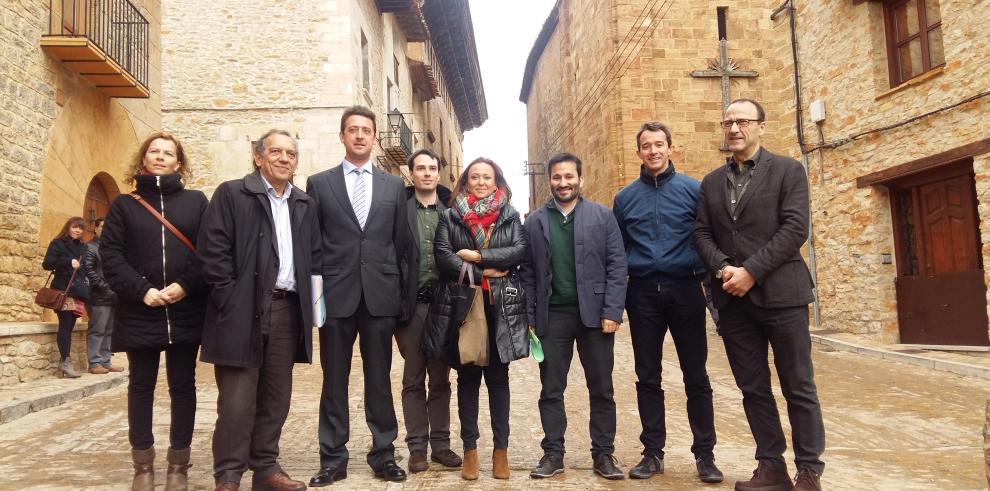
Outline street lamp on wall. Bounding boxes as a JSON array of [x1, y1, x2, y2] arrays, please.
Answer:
[[387, 110, 403, 133]]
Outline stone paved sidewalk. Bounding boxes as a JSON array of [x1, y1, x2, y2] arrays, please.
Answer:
[[0, 327, 987, 490]]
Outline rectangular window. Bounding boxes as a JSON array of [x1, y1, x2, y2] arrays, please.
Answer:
[[394, 56, 400, 87], [361, 31, 370, 92], [387, 79, 393, 111], [716, 7, 728, 40], [883, 0, 945, 86]]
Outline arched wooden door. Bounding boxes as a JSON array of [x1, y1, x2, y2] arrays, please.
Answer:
[[82, 172, 120, 242]]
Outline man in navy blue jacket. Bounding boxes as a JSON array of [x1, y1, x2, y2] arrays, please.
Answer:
[[613, 122, 723, 483], [521, 153, 628, 481]]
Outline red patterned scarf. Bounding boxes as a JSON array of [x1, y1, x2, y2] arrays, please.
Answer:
[[455, 187, 508, 247]]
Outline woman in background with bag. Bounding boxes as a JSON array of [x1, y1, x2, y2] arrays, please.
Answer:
[[41, 216, 90, 378], [428, 157, 528, 481], [101, 132, 208, 491]]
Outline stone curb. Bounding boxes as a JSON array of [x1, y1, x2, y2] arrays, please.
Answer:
[[0, 372, 128, 425], [811, 333, 990, 380]]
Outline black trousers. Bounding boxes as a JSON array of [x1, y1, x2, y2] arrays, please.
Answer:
[[126, 343, 198, 450], [213, 296, 301, 484], [318, 298, 398, 470], [56, 310, 77, 361], [718, 297, 825, 474], [394, 302, 452, 454], [537, 309, 616, 458], [626, 278, 716, 459], [456, 292, 510, 451]]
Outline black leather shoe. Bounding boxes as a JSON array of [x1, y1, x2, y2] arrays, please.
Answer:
[[628, 454, 664, 479], [309, 466, 347, 487], [593, 454, 624, 480], [696, 456, 724, 483], [373, 461, 407, 482], [529, 453, 564, 478]]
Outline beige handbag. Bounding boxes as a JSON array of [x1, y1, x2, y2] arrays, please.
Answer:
[[454, 262, 489, 366]]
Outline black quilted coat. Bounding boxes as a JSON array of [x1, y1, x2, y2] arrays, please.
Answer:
[[423, 203, 529, 365], [101, 174, 208, 351]]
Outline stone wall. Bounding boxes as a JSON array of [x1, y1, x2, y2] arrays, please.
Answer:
[[0, 323, 89, 386], [524, 0, 792, 207], [0, 0, 161, 323], [794, 0, 990, 341], [162, 0, 467, 194]]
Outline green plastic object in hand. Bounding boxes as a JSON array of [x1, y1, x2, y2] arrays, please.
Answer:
[[529, 329, 544, 363]]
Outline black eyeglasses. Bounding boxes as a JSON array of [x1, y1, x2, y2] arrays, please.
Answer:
[[720, 119, 762, 129]]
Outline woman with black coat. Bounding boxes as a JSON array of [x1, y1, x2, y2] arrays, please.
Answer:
[[41, 216, 90, 378], [101, 132, 207, 491], [425, 157, 529, 481]]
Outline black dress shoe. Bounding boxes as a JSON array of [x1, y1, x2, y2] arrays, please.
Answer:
[[696, 456, 724, 483], [374, 461, 407, 482], [628, 454, 664, 479], [309, 466, 347, 487]]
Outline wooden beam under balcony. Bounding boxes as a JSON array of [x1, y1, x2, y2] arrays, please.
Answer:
[[40, 36, 150, 98]]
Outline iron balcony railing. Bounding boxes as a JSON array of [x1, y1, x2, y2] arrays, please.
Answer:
[[383, 111, 414, 157], [45, 0, 150, 89]]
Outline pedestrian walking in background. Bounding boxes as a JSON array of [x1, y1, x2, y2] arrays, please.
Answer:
[[41, 216, 90, 378], [101, 131, 208, 491], [82, 217, 122, 374], [424, 157, 529, 481]]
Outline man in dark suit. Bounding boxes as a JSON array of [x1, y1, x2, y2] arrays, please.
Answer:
[[306, 106, 410, 485], [693, 99, 825, 491], [199, 129, 320, 491], [520, 153, 627, 481], [394, 149, 462, 473]]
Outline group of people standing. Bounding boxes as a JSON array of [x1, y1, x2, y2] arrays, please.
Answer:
[[38, 98, 825, 491]]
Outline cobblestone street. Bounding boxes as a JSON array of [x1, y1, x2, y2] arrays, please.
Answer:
[[0, 327, 987, 490]]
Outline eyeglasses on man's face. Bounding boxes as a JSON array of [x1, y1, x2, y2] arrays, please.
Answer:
[[720, 119, 762, 130]]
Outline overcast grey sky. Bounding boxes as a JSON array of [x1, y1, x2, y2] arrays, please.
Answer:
[[461, 0, 557, 214]]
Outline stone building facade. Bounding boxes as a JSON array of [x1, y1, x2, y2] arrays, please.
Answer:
[[0, 0, 162, 383], [522, 0, 990, 344], [792, 0, 989, 344], [0, 0, 485, 385], [520, 0, 793, 209], [161, 0, 486, 195]]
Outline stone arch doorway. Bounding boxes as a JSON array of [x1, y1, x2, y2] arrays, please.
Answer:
[[82, 172, 120, 242]]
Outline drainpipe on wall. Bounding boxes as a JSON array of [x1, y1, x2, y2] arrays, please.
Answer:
[[772, 0, 821, 328]]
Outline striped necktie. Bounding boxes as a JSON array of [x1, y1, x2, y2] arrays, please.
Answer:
[[351, 168, 368, 229]]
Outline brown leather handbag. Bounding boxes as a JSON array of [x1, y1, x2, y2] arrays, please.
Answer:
[[35, 259, 83, 310]]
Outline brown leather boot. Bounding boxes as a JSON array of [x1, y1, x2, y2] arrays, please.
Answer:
[[461, 449, 479, 480], [131, 447, 155, 491], [492, 448, 510, 479], [165, 447, 191, 491], [734, 461, 793, 491]]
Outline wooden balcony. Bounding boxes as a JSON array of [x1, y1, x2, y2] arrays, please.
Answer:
[[407, 42, 440, 100], [40, 0, 150, 99]]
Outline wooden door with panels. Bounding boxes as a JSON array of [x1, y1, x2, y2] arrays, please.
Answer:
[[889, 158, 989, 345]]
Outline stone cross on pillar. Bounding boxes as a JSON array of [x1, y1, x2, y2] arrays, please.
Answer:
[[691, 39, 758, 150]]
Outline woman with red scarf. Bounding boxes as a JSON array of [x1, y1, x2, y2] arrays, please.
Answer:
[[427, 157, 529, 481]]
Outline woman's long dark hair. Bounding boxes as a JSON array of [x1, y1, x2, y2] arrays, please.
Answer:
[[54, 216, 86, 241], [449, 157, 513, 207]]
